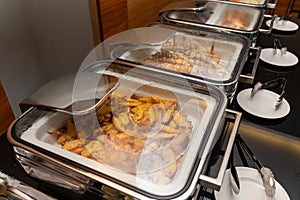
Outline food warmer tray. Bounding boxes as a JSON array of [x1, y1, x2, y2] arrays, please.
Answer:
[[8, 62, 242, 199], [159, 0, 275, 42], [107, 25, 259, 98]]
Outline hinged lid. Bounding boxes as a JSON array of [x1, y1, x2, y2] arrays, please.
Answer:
[[20, 72, 119, 115], [108, 26, 250, 87]]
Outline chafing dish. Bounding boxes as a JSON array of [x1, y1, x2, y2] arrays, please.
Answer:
[[8, 62, 242, 199], [159, 0, 274, 41], [107, 25, 259, 98]]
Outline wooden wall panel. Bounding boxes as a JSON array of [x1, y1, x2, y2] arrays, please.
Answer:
[[288, 0, 300, 17], [99, 0, 128, 40], [89, 0, 180, 44], [271, 0, 300, 17], [127, 0, 179, 29], [89, 0, 102, 46], [273, 0, 291, 16], [0, 81, 14, 136]]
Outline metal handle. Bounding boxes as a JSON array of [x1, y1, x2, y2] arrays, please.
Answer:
[[199, 109, 242, 191], [236, 134, 276, 197], [0, 178, 32, 200], [0, 171, 56, 200], [107, 27, 176, 52], [159, 1, 207, 13], [259, 14, 277, 34], [14, 147, 89, 194], [13, 148, 126, 199], [267, 0, 278, 9], [5, 186, 35, 200], [239, 46, 261, 84]]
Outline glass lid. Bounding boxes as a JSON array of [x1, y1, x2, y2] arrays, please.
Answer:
[[110, 26, 250, 85]]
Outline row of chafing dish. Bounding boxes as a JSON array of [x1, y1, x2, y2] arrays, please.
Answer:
[[7, 0, 277, 199]]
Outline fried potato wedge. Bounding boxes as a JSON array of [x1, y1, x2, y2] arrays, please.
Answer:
[[49, 91, 203, 185]]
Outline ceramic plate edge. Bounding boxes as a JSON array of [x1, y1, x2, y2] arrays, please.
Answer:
[[237, 88, 290, 119]]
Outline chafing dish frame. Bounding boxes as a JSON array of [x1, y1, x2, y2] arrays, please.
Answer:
[[7, 62, 242, 199], [108, 24, 259, 98], [8, 108, 241, 199]]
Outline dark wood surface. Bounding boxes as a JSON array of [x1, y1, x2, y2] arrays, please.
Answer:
[[0, 81, 14, 136]]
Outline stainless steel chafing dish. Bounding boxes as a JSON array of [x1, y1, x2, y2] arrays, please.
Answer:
[[107, 25, 259, 98], [159, 0, 275, 42], [8, 62, 242, 199]]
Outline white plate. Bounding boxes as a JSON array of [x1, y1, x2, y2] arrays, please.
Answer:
[[266, 18, 299, 32], [237, 88, 290, 119], [215, 167, 290, 200], [260, 48, 298, 67]]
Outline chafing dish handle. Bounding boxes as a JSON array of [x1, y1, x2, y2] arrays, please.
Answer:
[[199, 109, 242, 191], [259, 14, 277, 34], [158, 1, 207, 13], [239, 46, 261, 84], [267, 0, 278, 9], [14, 151, 87, 194]]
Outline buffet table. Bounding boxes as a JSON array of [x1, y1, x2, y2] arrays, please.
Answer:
[[0, 19, 300, 200]]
